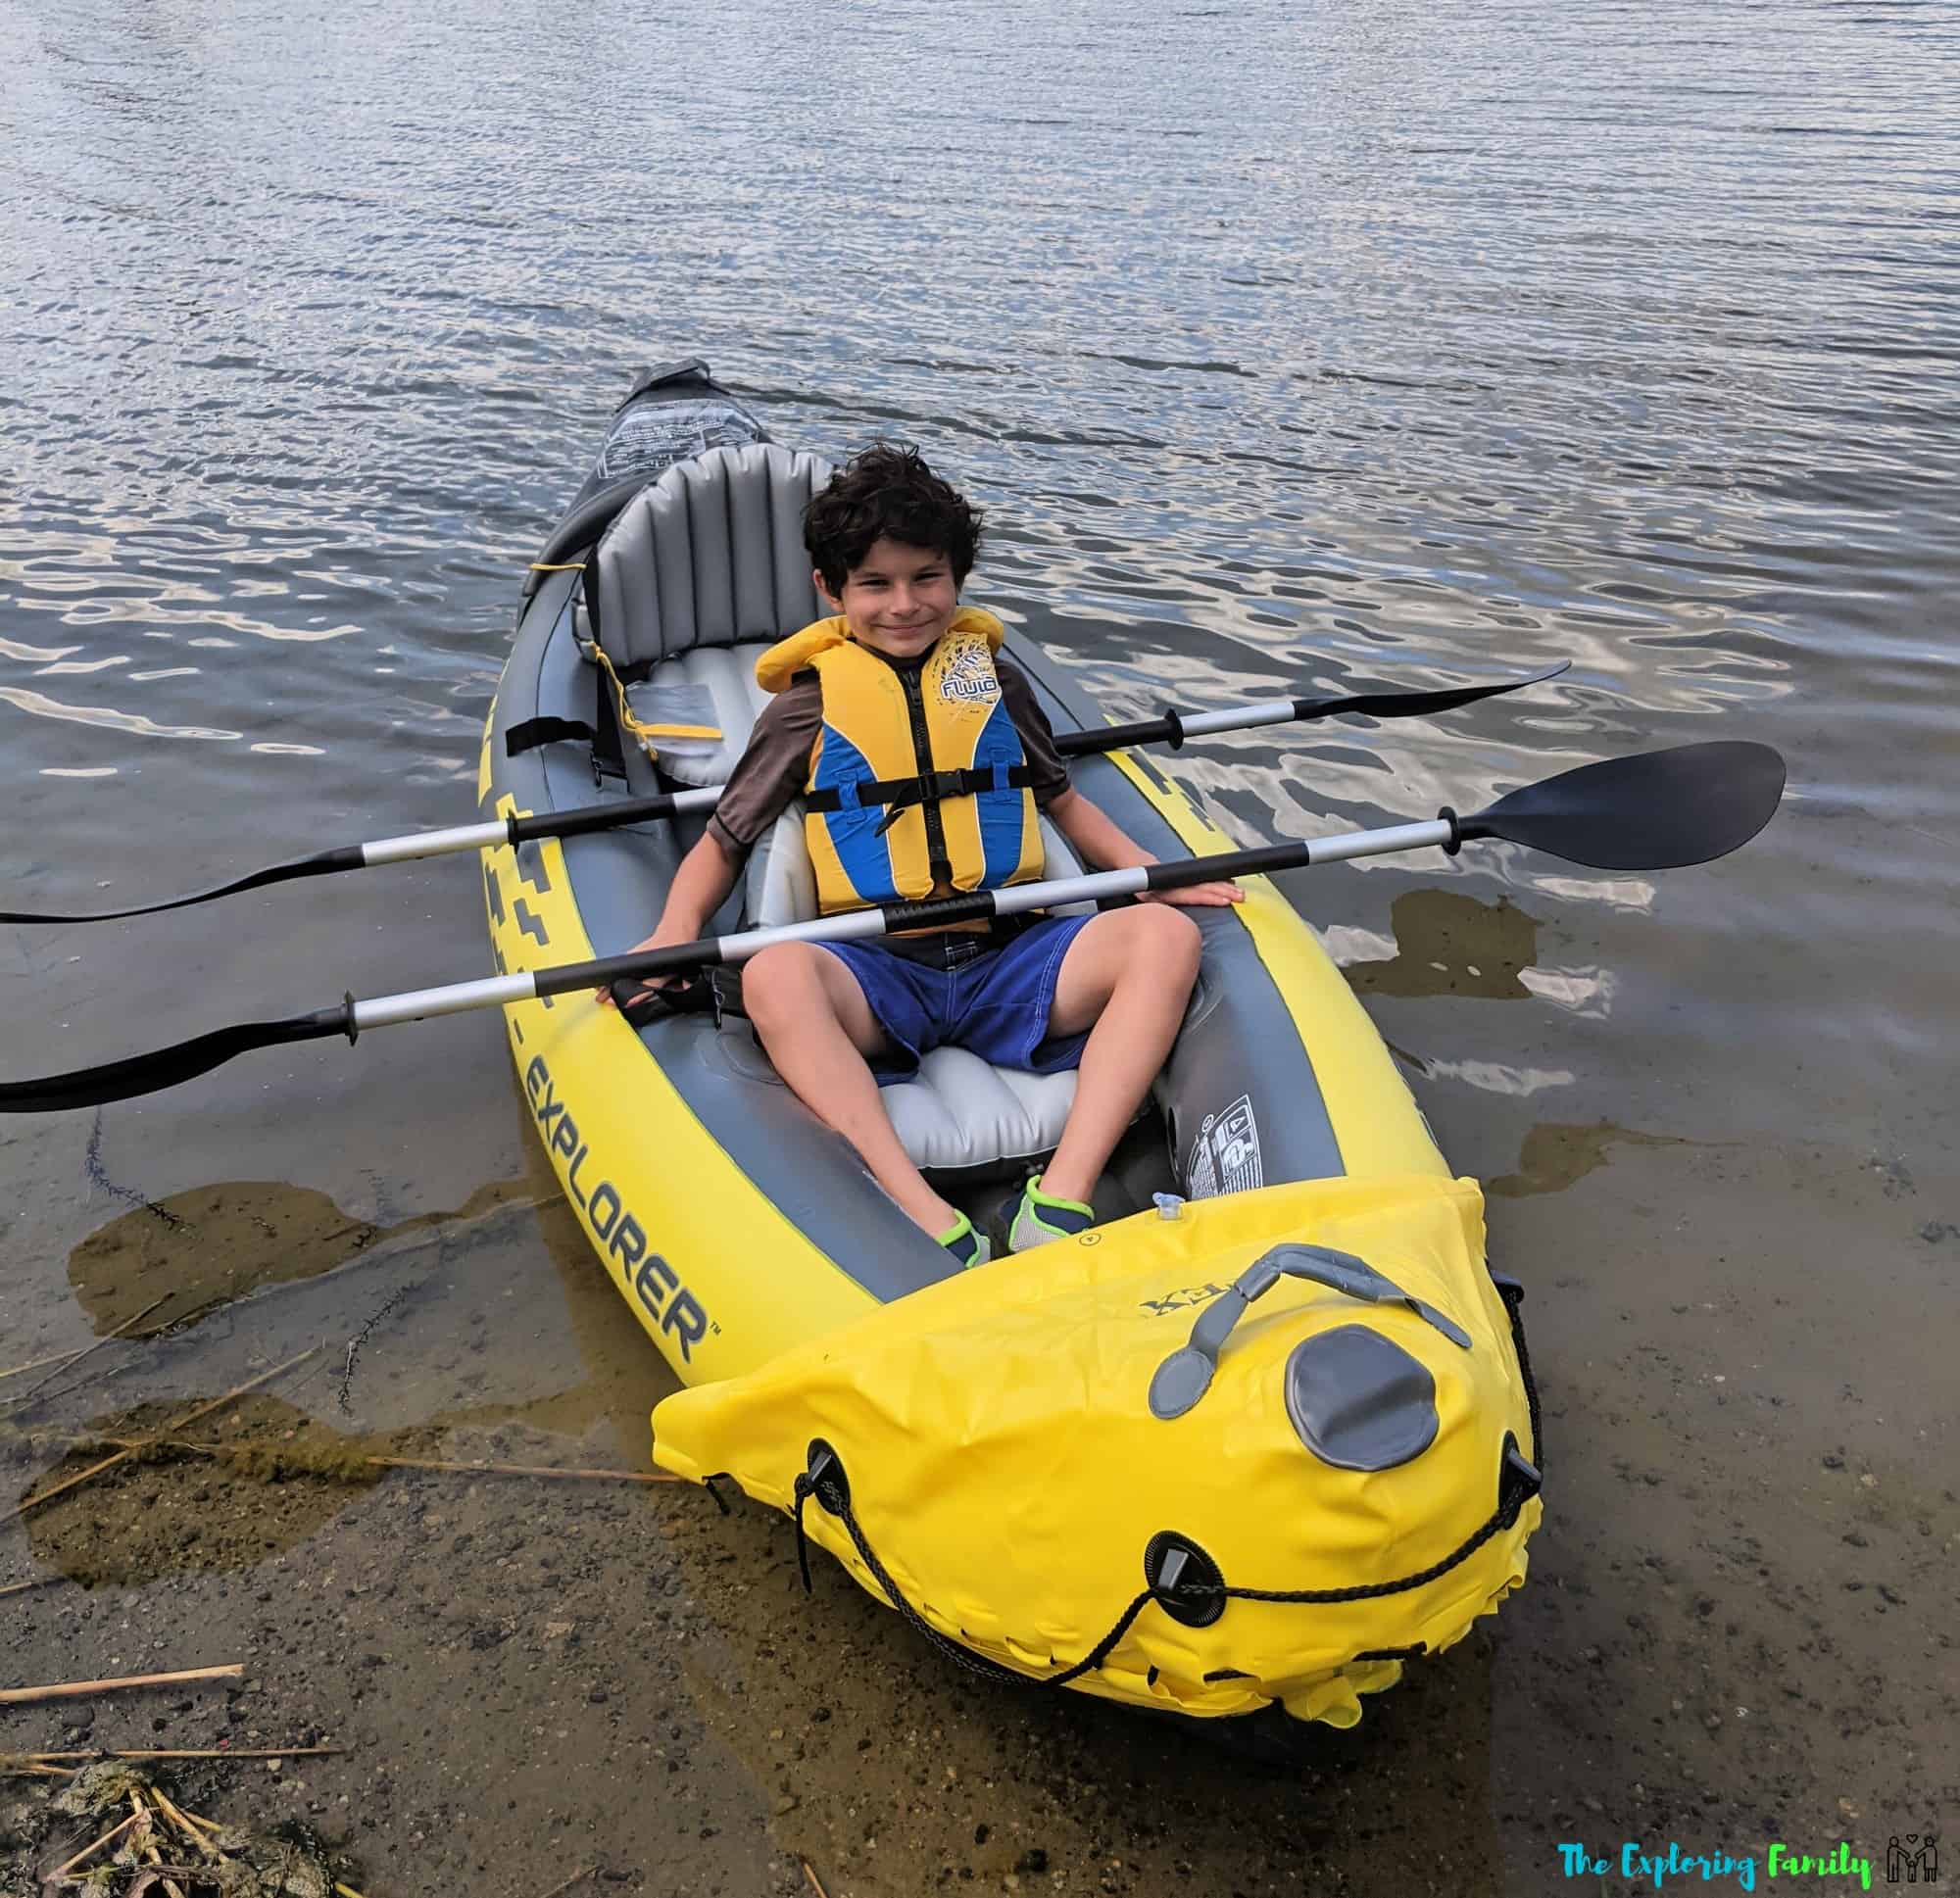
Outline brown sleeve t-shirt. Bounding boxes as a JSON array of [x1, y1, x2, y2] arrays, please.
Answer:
[[705, 652, 1071, 859]]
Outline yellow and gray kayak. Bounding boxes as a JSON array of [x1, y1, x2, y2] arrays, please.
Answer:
[[479, 361, 1542, 1736]]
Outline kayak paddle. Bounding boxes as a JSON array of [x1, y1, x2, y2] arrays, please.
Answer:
[[0, 662, 1567, 925], [0, 741, 1783, 1114]]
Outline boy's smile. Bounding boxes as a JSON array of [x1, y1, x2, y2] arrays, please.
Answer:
[[815, 537, 959, 660]]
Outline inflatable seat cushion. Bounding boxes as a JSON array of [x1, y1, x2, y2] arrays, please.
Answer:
[[594, 443, 833, 672]]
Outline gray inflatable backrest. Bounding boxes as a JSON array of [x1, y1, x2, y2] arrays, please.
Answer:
[[595, 444, 834, 667]]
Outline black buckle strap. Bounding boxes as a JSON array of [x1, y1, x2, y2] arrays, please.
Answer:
[[871, 768, 983, 838], [503, 675, 627, 788], [806, 763, 1040, 836], [506, 715, 597, 758]]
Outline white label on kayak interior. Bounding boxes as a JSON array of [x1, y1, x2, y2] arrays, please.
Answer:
[[1187, 1094, 1263, 1199], [599, 403, 764, 482]]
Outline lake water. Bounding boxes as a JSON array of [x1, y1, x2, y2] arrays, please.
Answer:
[[4, 1, 1956, 1891]]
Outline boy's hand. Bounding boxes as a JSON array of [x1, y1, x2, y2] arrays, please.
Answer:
[[597, 836, 740, 1005], [1141, 880, 1246, 907], [594, 934, 677, 1006], [595, 973, 676, 1007]]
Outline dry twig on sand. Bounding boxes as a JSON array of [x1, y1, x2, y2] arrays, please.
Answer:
[[129, 1789, 188, 1898], [0, 1664, 243, 1707], [0, 1575, 61, 1600], [149, 1786, 220, 1860], [20, 1424, 681, 1489], [25, 1745, 340, 1764], [47, 1805, 145, 1877], [367, 1454, 677, 1484], [537, 1866, 599, 1898]]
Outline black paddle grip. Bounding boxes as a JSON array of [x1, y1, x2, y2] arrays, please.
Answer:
[[1143, 843, 1306, 889], [880, 891, 999, 932], [511, 793, 680, 845], [1057, 713, 1178, 755]]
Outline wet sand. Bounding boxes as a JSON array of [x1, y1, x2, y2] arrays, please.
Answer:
[[5, 859, 1953, 1897]]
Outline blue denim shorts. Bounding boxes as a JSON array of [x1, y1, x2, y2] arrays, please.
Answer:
[[816, 914, 1095, 1086]]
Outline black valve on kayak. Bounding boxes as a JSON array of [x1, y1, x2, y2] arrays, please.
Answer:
[[1149, 1242, 1470, 1423], [1144, 1531, 1226, 1629], [790, 1440, 853, 1596], [788, 1442, 851, 1591], [800, 1439, 851, 1515], [1495, 1433, 1543, 1530]]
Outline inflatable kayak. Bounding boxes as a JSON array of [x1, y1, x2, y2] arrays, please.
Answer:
[[477, 362, 1543, 1734]]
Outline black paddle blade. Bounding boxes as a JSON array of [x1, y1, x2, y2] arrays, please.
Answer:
[[0, 1009, 351, 1114], [1463, 742, 1787, 871], [1292, 659, 1570, 724], [0, 849, 359, 926]]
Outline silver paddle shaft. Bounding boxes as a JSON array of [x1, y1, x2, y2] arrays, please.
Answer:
[[361, 820, 509, 866], [360, 786, 726, 865], [349, 815, 1454, 1032]]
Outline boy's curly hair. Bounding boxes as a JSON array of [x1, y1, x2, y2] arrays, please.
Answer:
[[803, 443, 984, 595]]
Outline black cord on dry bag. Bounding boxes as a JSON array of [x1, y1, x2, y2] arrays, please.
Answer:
[[782, 1277, 1544, 1691]]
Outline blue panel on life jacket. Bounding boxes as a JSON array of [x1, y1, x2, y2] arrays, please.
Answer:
[[813, 723, 897, 902]]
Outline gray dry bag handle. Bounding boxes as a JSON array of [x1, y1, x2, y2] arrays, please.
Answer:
[[1149, 1243, 1470, 1422]]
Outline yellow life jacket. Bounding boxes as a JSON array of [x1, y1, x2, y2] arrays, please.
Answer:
[[755, 608, 1046, 916]]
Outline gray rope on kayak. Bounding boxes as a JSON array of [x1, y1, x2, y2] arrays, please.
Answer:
[[788, 1273, 1544, 1691]]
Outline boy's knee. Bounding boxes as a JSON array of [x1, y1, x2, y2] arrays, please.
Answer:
[[740, 944, 819, 1024], [1137, 902, 1202, 966]]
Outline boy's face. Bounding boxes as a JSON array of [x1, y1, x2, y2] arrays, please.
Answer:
[[814, 537, 959, 662]]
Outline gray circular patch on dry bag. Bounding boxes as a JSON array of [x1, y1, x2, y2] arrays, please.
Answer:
[[1285, 1324, 1439, 1472]]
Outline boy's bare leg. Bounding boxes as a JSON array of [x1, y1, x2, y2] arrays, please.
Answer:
[[1038, 905, 1202, 1207], [741, 943, 962, 1238]]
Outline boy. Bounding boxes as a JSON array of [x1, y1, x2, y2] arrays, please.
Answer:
[[601, 445, 1242, 1265]]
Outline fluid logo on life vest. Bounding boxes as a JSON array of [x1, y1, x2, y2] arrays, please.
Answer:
[[936, 638, 1002, 708]]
